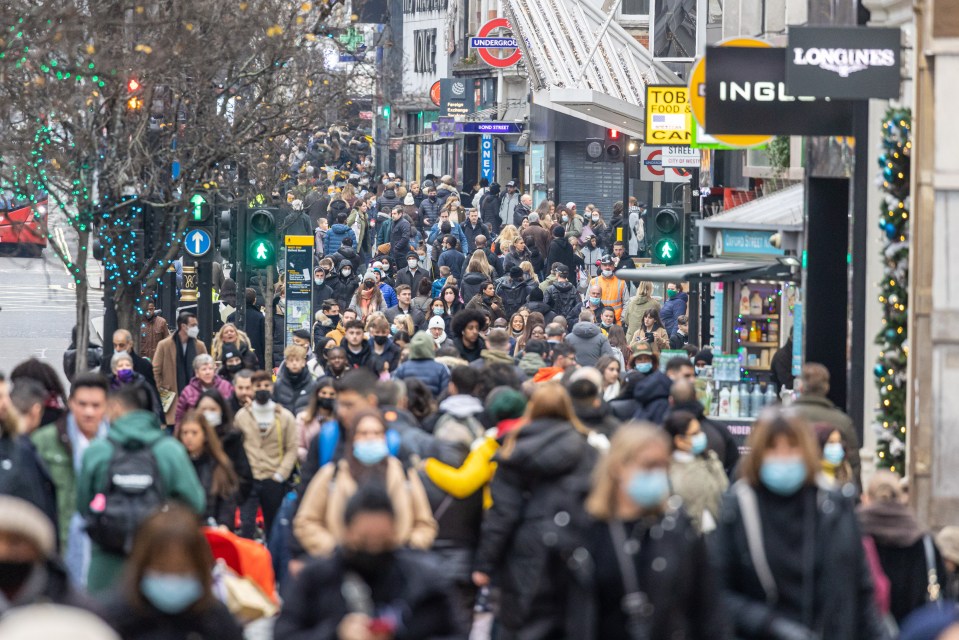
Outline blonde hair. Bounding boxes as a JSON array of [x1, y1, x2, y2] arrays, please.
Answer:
[[519, 261, 539, 284], [467, 251, 493, 278], [866, 470, 906, 504], [585, 422, 669, 521], [498, 225, 519, 249], [637, 281, 654, 297]]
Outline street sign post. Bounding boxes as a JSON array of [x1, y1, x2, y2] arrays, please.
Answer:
[[184, 228, 212, 257], [284, 235, 314, 347], [471, 18, 522, 68]]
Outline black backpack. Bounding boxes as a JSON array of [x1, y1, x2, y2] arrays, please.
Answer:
[[85, 438, 166, 555]]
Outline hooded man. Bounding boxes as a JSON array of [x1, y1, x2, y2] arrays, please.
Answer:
[[480, 183, 502, 234], [544, 265, 583, 328], [394, 332, 451, 397], [565, 310, 616, 367], [496, 266, 536, 318], [498, 181, 520, 229]]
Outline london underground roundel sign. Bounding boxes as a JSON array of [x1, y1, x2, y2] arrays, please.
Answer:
[[470, 18, 522, 69]]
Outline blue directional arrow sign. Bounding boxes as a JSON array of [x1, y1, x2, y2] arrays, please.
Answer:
[[184, 228, 212, 257]]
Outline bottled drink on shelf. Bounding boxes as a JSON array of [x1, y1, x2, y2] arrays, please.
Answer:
[[751, 384, 764, 417], [764, 383, 778, 407], [718, 386, 731, 418], [740, 383, 751, 418], [730, 385, 740, 418]]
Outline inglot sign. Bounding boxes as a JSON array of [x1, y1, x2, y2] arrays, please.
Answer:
[[786, 26, 901, 99], [704, 46, 855, 136]]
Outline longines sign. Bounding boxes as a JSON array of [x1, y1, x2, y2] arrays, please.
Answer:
[[705, 46, 855, 136], [786, 26, 901, 99]]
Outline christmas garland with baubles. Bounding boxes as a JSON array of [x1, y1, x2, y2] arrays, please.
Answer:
[[874, 108, 910, 474]]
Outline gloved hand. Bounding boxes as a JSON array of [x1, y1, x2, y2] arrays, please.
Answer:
[[768, 617, 819, 640]]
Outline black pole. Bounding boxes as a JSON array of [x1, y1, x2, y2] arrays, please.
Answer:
[[197, 259, 213, 347], [102, 284, 117, 363], [233, 205, 247, 332], [687, 168, 701, 344], [848, 101, 869, 443]]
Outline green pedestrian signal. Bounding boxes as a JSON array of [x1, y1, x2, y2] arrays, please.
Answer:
[[188, 192, 211, 223], [649, 207, 685, 266], [654, 238, 681, 265], [246, 208, 276, 267]]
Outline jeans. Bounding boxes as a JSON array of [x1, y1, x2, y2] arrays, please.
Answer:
[[239, 478, 287, 541]]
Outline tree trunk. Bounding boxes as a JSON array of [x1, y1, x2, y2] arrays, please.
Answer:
[[73, 228, 91, 373]]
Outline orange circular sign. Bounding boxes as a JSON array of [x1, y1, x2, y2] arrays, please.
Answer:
[[689, 37, 773, 148], [430, 81, 441, 107]]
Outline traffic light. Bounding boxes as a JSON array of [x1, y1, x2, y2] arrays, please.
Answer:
[[605, 128, 623, 162], [218, 205, 234, 261], [187, 192, 212, 225], [586, 138, 605, 163], [247, 208, 276, 268], [126, 77, 143, 111], [649, 206, 684, 266]]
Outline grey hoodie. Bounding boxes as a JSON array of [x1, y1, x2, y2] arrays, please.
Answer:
[[565, 321, 615, 367]]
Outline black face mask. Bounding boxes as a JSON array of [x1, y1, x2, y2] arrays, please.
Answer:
[[226, 363, 243, 374], [317, 397, 335, 411], [344, 548, 395, 582], [0, 561, 34, 594], [428, 195, 437, 202], [327, 314, 340, 326], [373, 335, 389, 346], [254, 389, 272, 405]]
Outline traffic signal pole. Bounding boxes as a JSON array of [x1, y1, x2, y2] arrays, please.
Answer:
[[233, 206, 248, 332], [197, 259, 213, 347]]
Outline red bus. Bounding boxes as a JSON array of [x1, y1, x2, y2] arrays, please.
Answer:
[[0, 196, 48, 256]]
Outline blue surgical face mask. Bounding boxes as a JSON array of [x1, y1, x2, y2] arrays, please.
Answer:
[[433, 307, 445, 316], [140, 571, 203, 614], [690, 432, 708, 456], [823, 442, 845, 465], [353, 439, 389, 466], [634, 362, 653, 374], [626, 469, 670, 509], [760, 457, 807, 496], [694, 366, 705, 376], [589, 296, 601, 306]]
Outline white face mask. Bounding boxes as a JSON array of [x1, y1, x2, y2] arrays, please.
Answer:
[[202, 411, 222, 427], [186, 326, 199, 339], [408, 259, 418, 269], [602, 269, 613, 278]]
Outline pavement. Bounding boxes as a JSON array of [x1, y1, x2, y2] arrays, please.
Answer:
[[0, 247, 103, 385]]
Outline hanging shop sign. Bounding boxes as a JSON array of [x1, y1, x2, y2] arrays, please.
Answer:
[[470, 18, 522, 68], [689, 37, 773, 148], [439, 78, 474, 117], [785, 26, 901, 99], [644, 86, 692, 146], [481, 135, 495, 181], [705, 46, 855, 136]]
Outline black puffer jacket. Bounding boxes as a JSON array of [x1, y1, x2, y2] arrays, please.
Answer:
[[191, 451, 239, 528], [474, 418, 599, 637], [631, 370, 673, 425], [460, 271, 490, 305], [525, 300, 556, 324], [217, 426, 253, 504], [273, 367, 316, 416], [544, 280, 582, 327], [103, 594, 244, 640], [496, 277, 535, 318], [331, 273, 360, 309], [711, 482, 888, 640]]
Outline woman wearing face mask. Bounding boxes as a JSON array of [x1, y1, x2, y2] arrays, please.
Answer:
[[195, 389, 253, 511], [295, 379, 337, 463], [583, 234, 604, 278], [214, 343, 247, 384], [813, 423, 854, 488], [174, 354, 234, 428], [711, 409, 888, 640], [472, 383, 601, 638], [347, 277, 385, 322], [569, 423, 723, 640], [586, 209, 610, 249], [102, 506, 244, 640], [109, 351, 165, 423], [440, 284, 464, 315], [331, 262, 360, 311], [177, 411, 240, 529], [293, 410, 437, 558], [625, 342, 673, 425], [662, 410, 728, 534]]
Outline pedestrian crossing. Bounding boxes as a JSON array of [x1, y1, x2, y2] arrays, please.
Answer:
[[0, 284, 103, 312]]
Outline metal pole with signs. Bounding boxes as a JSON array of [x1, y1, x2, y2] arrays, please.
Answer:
[[284, 235, 314, 348]]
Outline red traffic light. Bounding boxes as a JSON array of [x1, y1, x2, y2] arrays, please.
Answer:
[[127, 78, 141, 93], [608, 128, 619, 139]]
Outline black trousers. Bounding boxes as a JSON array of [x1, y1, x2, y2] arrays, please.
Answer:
[[239, 478, 287, 541]]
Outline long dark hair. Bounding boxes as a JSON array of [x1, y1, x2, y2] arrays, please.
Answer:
[[303, 377, 336, 423], [178, 410, 239, 499], [197, 388, 235, 436], [642, 308, 665, 332]]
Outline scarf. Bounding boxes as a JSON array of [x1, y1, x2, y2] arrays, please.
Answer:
[[175, 337, 198, 393], [858, 500, 925, 547]]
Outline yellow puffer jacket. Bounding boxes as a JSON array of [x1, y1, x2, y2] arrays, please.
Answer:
[[423, 437, 499, 509]]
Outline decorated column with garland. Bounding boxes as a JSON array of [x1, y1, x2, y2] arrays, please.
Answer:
[[873, 108, 911, 474]]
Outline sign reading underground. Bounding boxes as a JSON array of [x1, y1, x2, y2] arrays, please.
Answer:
[[644, 86, 692, 146], [469, 18, 522, 68]]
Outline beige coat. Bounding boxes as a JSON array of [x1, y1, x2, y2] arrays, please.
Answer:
[[294, 457, 437, 557], [152, 335, 207, 425], [669, 451, 729, 534], [234, 404, 299, 481]]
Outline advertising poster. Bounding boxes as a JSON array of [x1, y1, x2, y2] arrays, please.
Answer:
[[284, 236, 314, 348]]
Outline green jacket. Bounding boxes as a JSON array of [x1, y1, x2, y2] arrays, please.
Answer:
[[77, 410, 206, 594], [347, 208, 368, 248], [30, 417, 79, 550]]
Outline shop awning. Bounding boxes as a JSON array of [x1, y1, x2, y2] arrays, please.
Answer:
[[701, 184, 805, 231], [618, 258, 798, 283], [502, 0, 681, 137]]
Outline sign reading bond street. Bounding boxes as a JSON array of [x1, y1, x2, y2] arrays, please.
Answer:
[[645, 86, 692, 146], [786, 26, 902, 99], [705, 46, 855, 136]]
